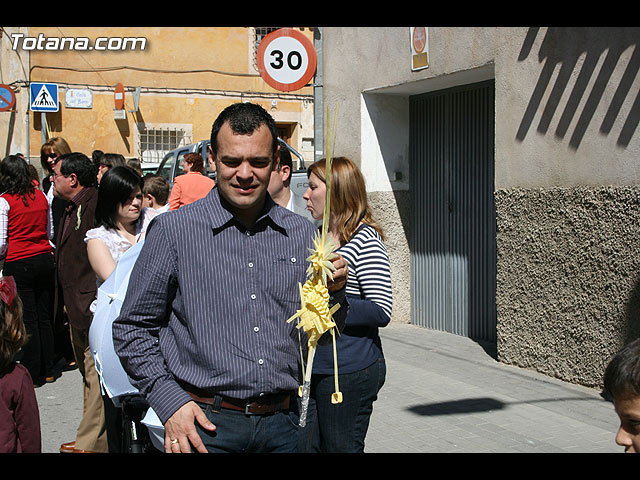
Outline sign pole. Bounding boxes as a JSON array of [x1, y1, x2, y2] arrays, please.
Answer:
[[314, 27, 323, 162]]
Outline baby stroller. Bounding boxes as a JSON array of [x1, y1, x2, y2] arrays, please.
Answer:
[[116, 394, 157, 453], [88, 241, 165, 453]]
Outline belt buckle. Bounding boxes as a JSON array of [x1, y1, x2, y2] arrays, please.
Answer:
[[244, 400, 255, 415]]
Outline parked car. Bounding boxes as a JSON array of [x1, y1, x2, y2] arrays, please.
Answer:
[[155, 140, 213, 187], [140, 162, 160, 176], [155, 138, 309, 197]]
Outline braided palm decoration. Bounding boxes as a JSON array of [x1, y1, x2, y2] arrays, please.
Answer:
[[287, 106, 342, 427]]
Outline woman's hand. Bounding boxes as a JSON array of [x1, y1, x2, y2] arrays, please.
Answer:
[[328, 253, 348, 292]]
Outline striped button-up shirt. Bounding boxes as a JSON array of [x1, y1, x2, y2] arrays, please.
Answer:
[[113, 187, 345, 424]]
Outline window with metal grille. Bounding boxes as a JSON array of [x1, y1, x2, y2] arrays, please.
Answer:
[[137, 125, 192, 163], [252, 27, 281, 70]]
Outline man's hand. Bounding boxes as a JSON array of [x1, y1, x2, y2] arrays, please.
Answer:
[[164, 401, 216, 453], [328, 253, 348, 292]]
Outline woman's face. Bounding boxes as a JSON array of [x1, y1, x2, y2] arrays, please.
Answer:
[[97, 164, 110, 184], [116, 186, 143, 226], [44, 150, 57, 170], [303, 171, 326, 221]]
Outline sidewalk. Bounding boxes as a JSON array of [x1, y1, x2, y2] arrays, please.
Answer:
[[366, 323, 620, 453], [35, 323, 622, 453]]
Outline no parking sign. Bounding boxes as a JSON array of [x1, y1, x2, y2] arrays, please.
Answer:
[[257, 29, 317, 92], [0, 84, 16, 112]]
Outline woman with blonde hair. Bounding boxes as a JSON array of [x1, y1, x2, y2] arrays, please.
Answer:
[[301, 156, 392, 453], [40, 137, 72, 187]]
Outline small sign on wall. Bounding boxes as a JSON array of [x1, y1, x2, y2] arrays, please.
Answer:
[[411, 27, 429, 71], [65, 88, 93, 109]]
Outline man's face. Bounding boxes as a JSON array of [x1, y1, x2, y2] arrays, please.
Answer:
[[267, 160, 290, 198], [614, 396, 640, 453], [52, 161, 75, 201], [213, 122, 277, 224]]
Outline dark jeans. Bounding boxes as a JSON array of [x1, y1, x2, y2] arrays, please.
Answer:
[[300, 357, 386, 453], [4, 252, 55, 384], [194, 400, 300, 453]]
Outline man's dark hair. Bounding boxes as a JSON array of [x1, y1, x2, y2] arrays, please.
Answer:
[[59, 152, 96, 188], [210, 102, 278, 156], [277, 141, 293, 171], [603, 338, 640, 401]]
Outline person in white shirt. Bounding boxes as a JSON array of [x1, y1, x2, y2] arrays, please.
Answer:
[[85, 165, 158, 452], [142, 174, 170, 214], [267, 144, 314, 222]]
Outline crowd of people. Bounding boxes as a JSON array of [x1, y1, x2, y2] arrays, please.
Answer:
[[0, 101, 637, 454], [0, 138, 180, 453]]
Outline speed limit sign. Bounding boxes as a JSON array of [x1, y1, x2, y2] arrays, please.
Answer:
[[257, 28, 317, 92]]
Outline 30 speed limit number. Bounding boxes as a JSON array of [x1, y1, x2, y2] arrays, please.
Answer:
[[257, 29, 317, 92]]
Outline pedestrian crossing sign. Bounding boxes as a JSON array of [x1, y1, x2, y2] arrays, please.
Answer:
[[30, 82, 59, 112]]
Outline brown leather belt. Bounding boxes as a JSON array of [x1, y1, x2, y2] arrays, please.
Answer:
[[186, 390, 295, 415]]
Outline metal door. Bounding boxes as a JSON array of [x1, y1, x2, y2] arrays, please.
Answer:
[[409, 80, 496, 342]]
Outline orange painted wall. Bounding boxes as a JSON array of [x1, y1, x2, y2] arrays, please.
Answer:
[[27, 27, 315, 161]]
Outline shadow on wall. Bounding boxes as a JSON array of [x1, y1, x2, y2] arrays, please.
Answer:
[[625, 275, 640, 345], [517, 27, 640, 150]]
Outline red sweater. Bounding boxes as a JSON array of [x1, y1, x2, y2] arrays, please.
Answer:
[[0, 363, 41, 453], [1, 190, 51, 262]]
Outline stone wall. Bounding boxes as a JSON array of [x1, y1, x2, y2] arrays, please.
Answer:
[[368, 190, 411, 325], [495, 185, 640, 387]]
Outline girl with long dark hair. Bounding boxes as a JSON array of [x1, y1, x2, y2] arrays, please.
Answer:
[[84, 165, 158, 452], [0, 155, 55, 387], [0, 276, 42, 452]]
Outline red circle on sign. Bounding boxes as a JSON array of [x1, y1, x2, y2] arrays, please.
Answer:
[[0, 84, 16, 112], [257, 28, 317, 92], [413, 27, 426, 53]]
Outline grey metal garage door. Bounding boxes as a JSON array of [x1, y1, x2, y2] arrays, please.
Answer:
[[409, 80, 496, 343]]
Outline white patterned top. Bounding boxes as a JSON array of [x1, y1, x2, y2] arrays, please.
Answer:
[[85, 207, 158, 312]]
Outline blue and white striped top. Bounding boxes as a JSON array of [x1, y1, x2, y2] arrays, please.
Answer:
[[313, 223, 393, 375], [112, 187, 347, 423]]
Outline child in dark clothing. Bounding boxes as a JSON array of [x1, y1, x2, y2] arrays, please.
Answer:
[[603, 338, 640, 454], [0, 276, 41, 453]]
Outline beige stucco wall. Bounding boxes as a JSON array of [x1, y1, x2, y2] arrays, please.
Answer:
[[495, 27, 640, 188], [3, 27, 315, 168], [0, 27, 30, 157]]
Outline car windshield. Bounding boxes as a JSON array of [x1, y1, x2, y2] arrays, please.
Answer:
[[157, 153, 176, 182]]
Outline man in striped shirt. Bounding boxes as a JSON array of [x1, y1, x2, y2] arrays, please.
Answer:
[[113, 103, 348, 453]]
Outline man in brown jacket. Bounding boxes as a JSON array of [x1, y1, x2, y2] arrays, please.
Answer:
[[52, 152, 107, 453]]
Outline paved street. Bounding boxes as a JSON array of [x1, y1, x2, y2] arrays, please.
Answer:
[[366, 324, 620, 453], [35, 323, 622, 454]]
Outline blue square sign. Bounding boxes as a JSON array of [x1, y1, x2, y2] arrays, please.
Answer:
[[30, 82, 59, 112]]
